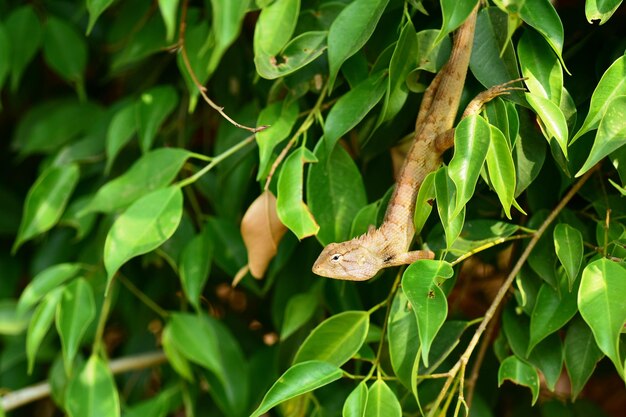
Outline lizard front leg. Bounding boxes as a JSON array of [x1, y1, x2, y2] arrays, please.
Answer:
[[383, 249, 435, 267]]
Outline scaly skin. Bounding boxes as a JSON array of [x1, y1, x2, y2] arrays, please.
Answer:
[[313, 6, 519, 280]]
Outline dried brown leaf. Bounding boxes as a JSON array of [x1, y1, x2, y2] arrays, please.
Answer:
[[241, 190, 287, 278]]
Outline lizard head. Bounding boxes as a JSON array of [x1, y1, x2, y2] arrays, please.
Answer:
[[312, 242, 383, 281]]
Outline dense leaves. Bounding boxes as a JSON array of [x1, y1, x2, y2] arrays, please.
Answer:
[[2, 1, 625, 416]]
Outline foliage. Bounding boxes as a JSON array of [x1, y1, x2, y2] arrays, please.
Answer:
[[1, 0, 625, 416]]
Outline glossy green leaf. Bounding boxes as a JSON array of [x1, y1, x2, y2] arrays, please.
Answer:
[[43, 17, 87, 86], [17, 263, 81, 314], [308, 142, 367, 245], [276, 146, 320, 239], [179, 228, 213, 311], [387, 288, 419, 389], [124, 386, 181, 417], [518, 0, 564, 65], [13, 164, 79, 253], [157, 0, 179, 42], [281, 291, 318, 340], [528, 271, 578, 353], [578, 258, 626, 374], [406, 29, 452, 93], [402, 260, 453, 367], [161, 325, 193, 380], [422, 321, 468, 373], [0, 300, 29, 335], [85, 148, 191, 213], [517, 30, 562, 104], [255, 31, 327, 80], [585, 0, 622, 24], [206, 217, 247, 276], [577, 96, 626, 176], [323, 71, 387, 152], [497, 356, 540, 405], [553, 224, 583, 290], [6, 5, 42, 91], [0, 23, 10, 91], [176, 21, 210, 112], [136, 85, 179, 152], [413, 171, 435, 234], [514, 110, 546, 196], [26, 287, 63, 373], [448, 115, 490, 217], [436, 0, 479, 44], [486, 125, 516, 219], [293, 310, 369, 366], [327, 0, 389, 90], [87, 0, 114, 33], [104, 186, 183, 285], [435, 166, 465, 247], [209, 0, 249, 74], [527, 333, 563, 391], [343, 382, 368, 417], [573, 55, 626, 141], [66, 355, 121, 417], [429, 219, 519, 258], [105, 102, 137, 173], [525, 92, 568, 157], [256, 100, 299, 179], [56, 278, 96, 374], [564, 317, 604, 400], [250, 360, 342, 417], [363, 380, 402, 417], [253, 0, 299, 56]]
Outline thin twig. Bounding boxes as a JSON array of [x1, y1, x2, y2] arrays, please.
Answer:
[[178, 0, 266, 133], [426, 164, 600, 417], [1, 351, 167, 412]]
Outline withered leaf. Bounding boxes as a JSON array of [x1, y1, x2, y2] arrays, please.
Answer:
[[241, 190, 287, 278]]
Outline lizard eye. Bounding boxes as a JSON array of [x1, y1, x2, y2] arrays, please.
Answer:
[[330, 254, 342, 262]]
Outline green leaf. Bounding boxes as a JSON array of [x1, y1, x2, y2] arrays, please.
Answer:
[[486, 125, 516, 219], [363, 380, 402, 417], [157, 0, 179, 42], [281, 291, 318, 340], [256, 100, 299, 179], [413, 171, 435, 234], [435, 0, 479, 44], [448, 115, 490, 217], [553, 224, 583, 290], [17, 263, 82, 314], [573, 55, 626, 141], [250, 361, 342, 417], [276, 146, 320, 239], [104, 186, 183, 286], [65, 355, 121, 417], [161, 325, 193, 381], [564, 317, 604, 400], [527, 333, 563, 392], [0, 23, 12, 91], [5, 5, 42, 91], [179, 228, 213, 311], [387, 288, 419, 389], [26, 287, 63, 373], [176, 21, 210, 112], [43, 17, 87, 87], [327, 0, 389, 90], [209, 0, 249, 75], [525, 92, 568, 157], [105, 102, 137, 174], [124, 386, 181, 417], [518, 0, 565, 66], [308, 142, 367, 245], [578, 258, 626, 374], [497, 356, 540, 405], [293, 311, 369, 366], [577, 96, 626, 176], [13, 164, 79, 253], [585, 0, 623, 24], [528, 271, 578, 353], [56, 278, 96, 375], [0, 300, 29, 335], [253, 0, 299, 56], [85, 148, 191, 214], [255, 31, 327, 80], [402, 260, 453, 367], [517, 29, 562, 104], [136, 85, 179, 152], [435, 166, 465, 248], [323, 71, 387, 151], [514, 110, 546, 196], [87, 0, 114, 33], [343, 382, 368, 417]]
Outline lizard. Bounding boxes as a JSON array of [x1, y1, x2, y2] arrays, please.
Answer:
[[312, 4, 521, 280]]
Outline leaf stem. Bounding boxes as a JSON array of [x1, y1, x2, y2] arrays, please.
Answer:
[[118, 274, 169, 319]]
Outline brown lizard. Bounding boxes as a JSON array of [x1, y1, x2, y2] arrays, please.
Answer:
[[312, 5, 520, 280]]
